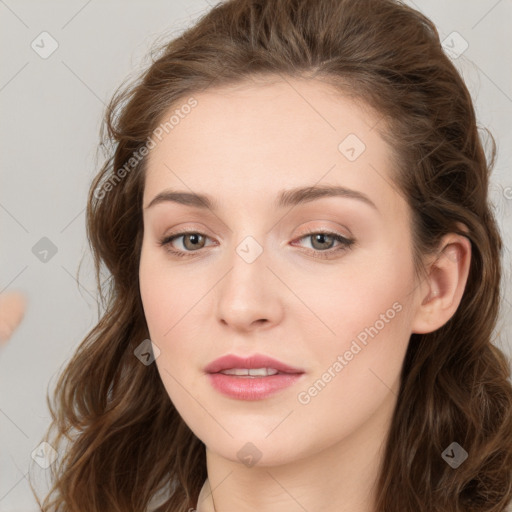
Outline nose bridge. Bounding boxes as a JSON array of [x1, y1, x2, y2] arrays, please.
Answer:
[[215, 231, 282, 328], [222, 204, 271, 275], [223, 233, 268, 298]]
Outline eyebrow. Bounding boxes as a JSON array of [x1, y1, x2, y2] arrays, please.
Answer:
[[145, 185, 378, 212]]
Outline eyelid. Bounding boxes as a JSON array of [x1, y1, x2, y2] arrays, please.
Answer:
[[295, 225, 352, 241]]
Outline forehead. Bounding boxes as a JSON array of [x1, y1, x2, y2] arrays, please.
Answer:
[[143, 77, 402, 214]]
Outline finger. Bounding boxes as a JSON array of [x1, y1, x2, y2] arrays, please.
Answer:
[[0, 292, 27, 345]]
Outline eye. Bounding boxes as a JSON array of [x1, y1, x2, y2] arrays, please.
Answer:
[[159, 231, 215, 257], [159, 229, 355, 260], [291, 230, 355, 259]]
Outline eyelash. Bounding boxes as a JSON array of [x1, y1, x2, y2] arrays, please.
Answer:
[[158, 229, 355, 260]]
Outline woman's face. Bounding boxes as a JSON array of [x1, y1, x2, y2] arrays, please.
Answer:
[[139, 77, 424, 466]]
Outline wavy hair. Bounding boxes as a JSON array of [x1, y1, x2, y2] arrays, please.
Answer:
[[30, 0, 512, 510]]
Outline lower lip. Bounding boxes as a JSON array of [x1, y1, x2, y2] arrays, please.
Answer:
[[207, 372, 304, 400]]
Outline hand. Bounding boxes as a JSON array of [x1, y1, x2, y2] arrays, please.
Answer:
[[0, 291, 27, 346]]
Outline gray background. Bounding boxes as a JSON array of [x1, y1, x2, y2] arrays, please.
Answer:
[[1, 1, 511, 510]]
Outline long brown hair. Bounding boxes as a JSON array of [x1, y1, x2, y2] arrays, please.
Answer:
[[30, 0, 512, 510]]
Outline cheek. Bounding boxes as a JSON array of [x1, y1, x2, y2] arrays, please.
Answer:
[[295, 241, 415, 341], [289, 277, 414, 459], [302, 251, 415, 406], [139, 243, 199, 340], [139, 244, 212, 399], [139, 254, 202, 415]]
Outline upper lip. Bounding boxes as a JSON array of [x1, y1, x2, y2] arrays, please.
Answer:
[[204, 354, 305, 374]]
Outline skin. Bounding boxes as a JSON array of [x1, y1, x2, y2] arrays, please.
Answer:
[[139, 76, 471, 512], [0, 291, 26, 345]]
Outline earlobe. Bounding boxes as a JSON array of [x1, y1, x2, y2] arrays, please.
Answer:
[[411, 233, 472, 334]]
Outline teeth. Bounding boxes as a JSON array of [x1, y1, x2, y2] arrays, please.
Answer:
[[220, 368, 280, 376]]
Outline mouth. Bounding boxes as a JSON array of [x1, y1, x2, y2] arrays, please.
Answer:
[[204, 354, 305, 400], [204, 353, 305, 375], [217, 367, 289, 377]]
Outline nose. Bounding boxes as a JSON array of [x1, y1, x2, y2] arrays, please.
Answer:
[[215, 237, 284, 332]]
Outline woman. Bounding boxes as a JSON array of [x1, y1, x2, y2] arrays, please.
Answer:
[[29, 0, 512, 510]]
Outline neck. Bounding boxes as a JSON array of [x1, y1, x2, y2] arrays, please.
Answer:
[[196, 392, 394, 512]]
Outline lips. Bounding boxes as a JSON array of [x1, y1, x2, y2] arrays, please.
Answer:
[[204, 354, 305, 375], [204, 354, 305, 400]]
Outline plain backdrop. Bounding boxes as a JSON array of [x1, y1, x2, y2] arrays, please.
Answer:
[[1, 0, 511, 510]]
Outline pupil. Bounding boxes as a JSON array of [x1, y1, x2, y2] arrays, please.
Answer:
[[186, 234, 203, 249], [314, 234, 332, 249]]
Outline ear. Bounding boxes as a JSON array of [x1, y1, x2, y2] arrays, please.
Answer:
[[411, 231, 471, 334]]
